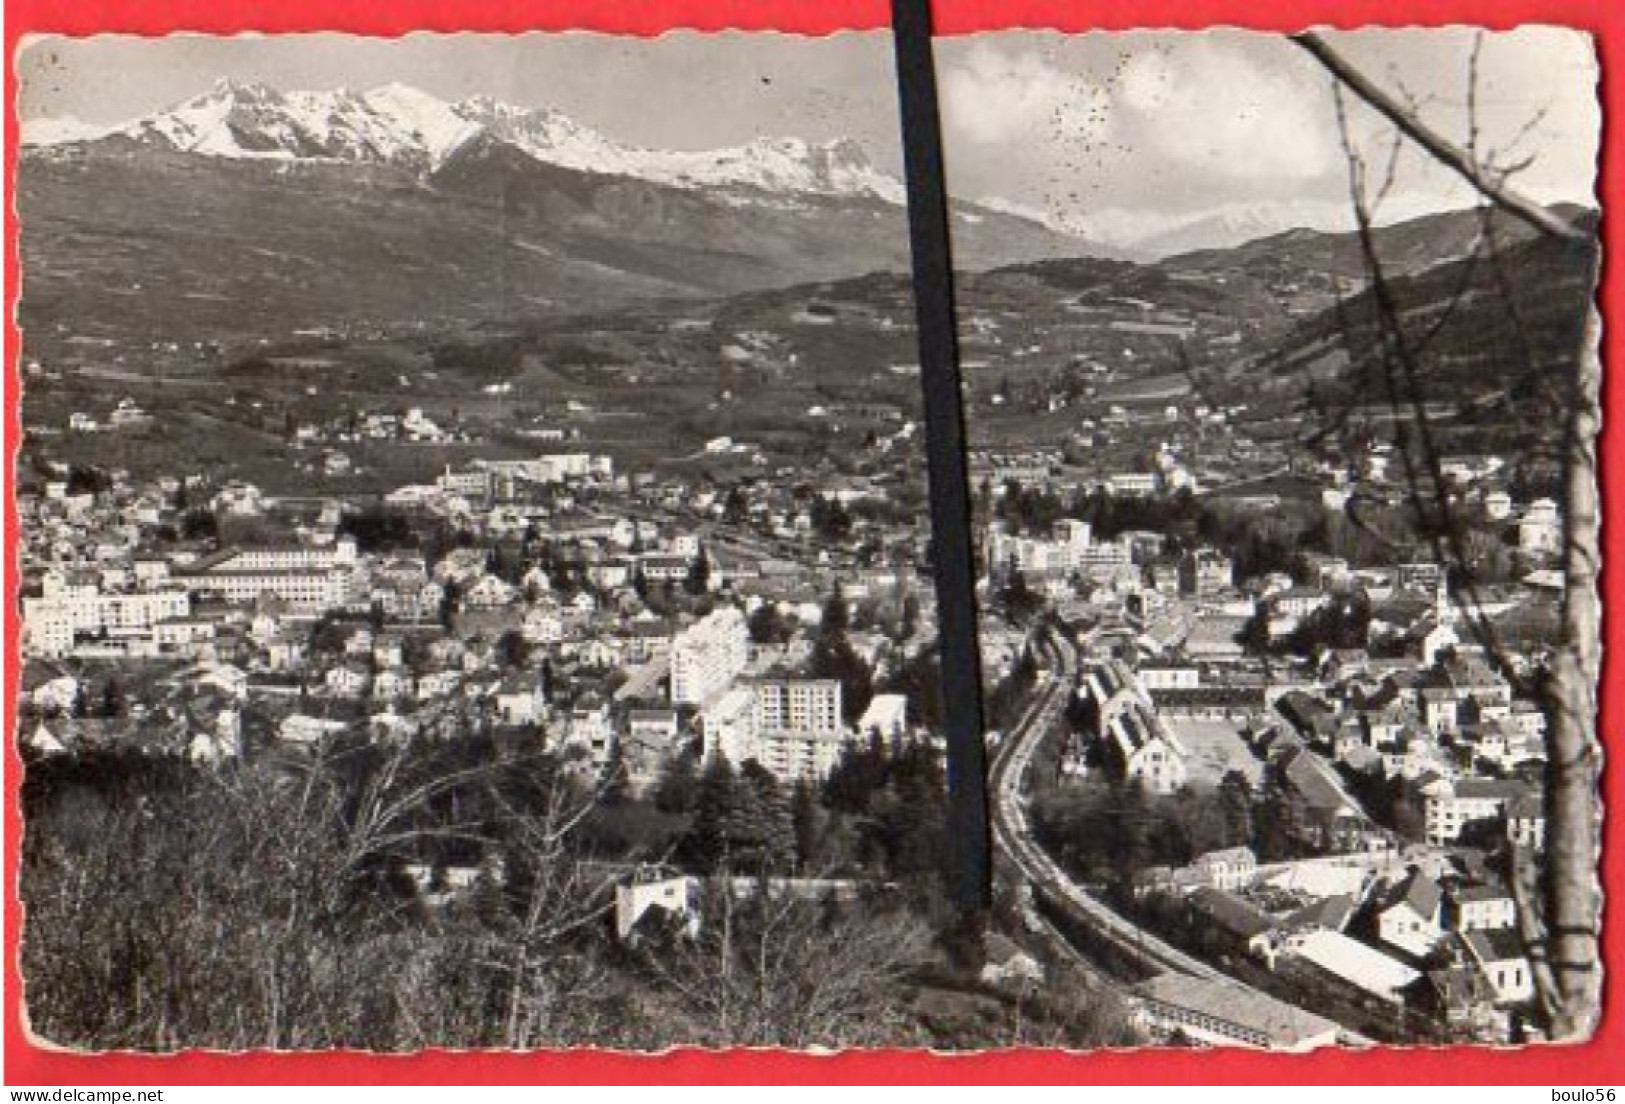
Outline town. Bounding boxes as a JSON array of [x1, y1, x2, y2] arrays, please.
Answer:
[[17, 357, 1569, 1048], [14, 27, 1598, 1055]]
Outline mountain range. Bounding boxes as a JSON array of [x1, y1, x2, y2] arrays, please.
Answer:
[[24, 79, 911, 205], [18, 80, 1101, 356]]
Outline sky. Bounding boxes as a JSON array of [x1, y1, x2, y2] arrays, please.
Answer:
[[15, 28, 1599, 248]]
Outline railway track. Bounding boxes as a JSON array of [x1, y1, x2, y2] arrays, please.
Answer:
[[989, 628, 1374, 1046]]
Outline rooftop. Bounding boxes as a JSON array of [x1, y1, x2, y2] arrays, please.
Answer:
[[1132, 974, 1341, 1050]]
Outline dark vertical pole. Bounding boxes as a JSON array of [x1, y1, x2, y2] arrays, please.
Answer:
[[891, 0, 990, 910]]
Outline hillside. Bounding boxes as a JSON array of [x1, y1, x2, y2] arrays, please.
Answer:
[[1206, 209, 1599, 464], [17, 138, 1089, 375]]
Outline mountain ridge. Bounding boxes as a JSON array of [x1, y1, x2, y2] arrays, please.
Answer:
[[22, 79, 910, 206]]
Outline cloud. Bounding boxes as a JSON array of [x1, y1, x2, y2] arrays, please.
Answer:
[[941, 43, 1110, 148], [1114, 38, 1339, 185]]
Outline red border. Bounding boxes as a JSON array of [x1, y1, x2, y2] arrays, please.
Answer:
[[4, 0, 1619, 1085]]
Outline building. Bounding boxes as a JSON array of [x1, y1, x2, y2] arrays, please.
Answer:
[[1463, 928, 1536, 1006], [669, 606, 750, 706], [179, 538, 359, 612], [1450, 883, 1518, 932], [1190, 847, 1258, 892], [1079, 661, 1189, 795], [1179, 548, 1234, 597], [1506, 791, 1547, 849], [615, 870, 699, 942], [1107, 472, 1160, 497], [1131, 975, 1341, 1052], [701, 678, 848, 782], [1283, 929, 1419, 1007], [1377, 870, 1446, 958], [1518, 498, 1561, 558], [751, 677, 842, 735], [1425, 778, 1536, 846], [857, 693, 909, 738]]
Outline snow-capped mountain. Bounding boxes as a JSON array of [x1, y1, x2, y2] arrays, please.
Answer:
[[22, 78, 906, 204]]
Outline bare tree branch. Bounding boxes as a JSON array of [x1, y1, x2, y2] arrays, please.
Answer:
[[1292, 32, 1589, 243]]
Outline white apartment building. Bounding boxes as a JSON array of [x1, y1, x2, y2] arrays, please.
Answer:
[[23, 586, 191, 657], [701, 677, 849, 782], [986, 518, 1102, 581], [670, 606, 750, 706], [752, 678, 843, 735]]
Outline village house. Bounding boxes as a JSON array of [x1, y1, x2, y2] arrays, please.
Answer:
[[1377, 870, 1446, 959], [1449, 883, 1518, 932], [1463, 928, 1535, 1006]]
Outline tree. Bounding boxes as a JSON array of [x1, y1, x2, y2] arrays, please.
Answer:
[[20, 739, 613, 1049], [98, 678, 126, 720], [180, 508, 219, 543], [998, 567, 1043, 624], [1217, 770, 1255, 850], [820, 582, 850, 637], [637, 881, 931, 1048], [438, 579, 462, 632], [809, 632, 873, 726], [653, 749, 701, 816], [790, 780, 823, 872], [495, 630, 530, 671], [686, 755, 742, 872], [747, 603, 792, 645], [810, 497, 853, 544], [684, 547, 711, 596]]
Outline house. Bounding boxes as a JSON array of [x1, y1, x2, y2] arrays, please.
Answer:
[[325, 663, 370, 698], [417, 669, 462, 701], [25, 722, 67, 756], [266, 636, 308, 673], [564, 702, 615, 766], [1506, 791, 1547, 849], [856, 693, 909, 739], [1449, 883, 1517, 932], [373, 634, 405, 670], [1421, 688, 1460, 735], [980, 934, 1045, 990], [1186, 886, 1278, 965], [1377, 870, 1446, 958], [1425, 778, 1534, 846], [1080, 661, 1189, 795], [1282, 929, 1419, 1007], [464, 575, 518, 609], [615, 870, 699, 942], [31, 675, 81, 715], [372, 668, 412, 702], [1417, 965, 1500, 1033], [1463, 928, 1536, 1005], [495, 677, 547, 726], [280, 714, 349, 744], [627, 708, 679, 745], [197, 663, 249, 700], [524, 606, 565, 645], [1282, 894, 1357, 935], [1190, 847, 1258, 892]]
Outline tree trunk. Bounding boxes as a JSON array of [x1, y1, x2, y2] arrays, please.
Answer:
[[1547, 298, 1603, 1040]]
